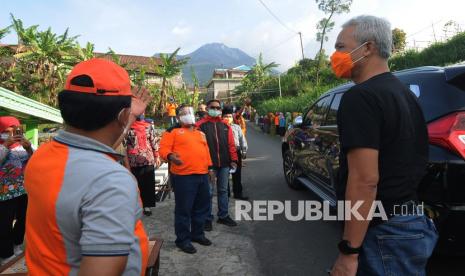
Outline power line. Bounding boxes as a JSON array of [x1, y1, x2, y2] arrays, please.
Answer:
[[261, 33, 298, 55], [257, 0, 297, 34]]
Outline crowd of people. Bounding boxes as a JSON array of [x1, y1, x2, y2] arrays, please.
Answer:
[[0, 57, 252, 273], [255, 111, 301, 136], [0, 13, 440, 276]]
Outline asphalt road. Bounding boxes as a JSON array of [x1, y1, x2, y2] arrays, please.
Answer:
[[242, 123, 464, 276]]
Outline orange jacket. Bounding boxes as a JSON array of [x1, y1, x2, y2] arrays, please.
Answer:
[[159, 127, 212, 175], [274, 115, 280, 126], [166, 103, 178, 117]]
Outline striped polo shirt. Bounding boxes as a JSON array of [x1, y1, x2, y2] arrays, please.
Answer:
[[24, 130, 148, 275]]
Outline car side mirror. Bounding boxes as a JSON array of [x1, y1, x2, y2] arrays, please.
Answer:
[[292, 116, 303, 128]]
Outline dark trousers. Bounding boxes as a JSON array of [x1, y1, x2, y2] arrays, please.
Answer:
[[232, 150, 243, 197], [0, 195, 27, 258], [171, 174, 210, 246], [131, 165, 156, 208]]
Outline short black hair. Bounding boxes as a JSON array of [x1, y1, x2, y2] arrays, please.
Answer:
[[222, 105, 234, 116], [207, 99, 221, 106], [58, 91, 131, 131], [176, 104, 191, 116]]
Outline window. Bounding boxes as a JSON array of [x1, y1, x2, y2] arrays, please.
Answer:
[[326, 93, 343, 126], [304, 95, 332, 127]]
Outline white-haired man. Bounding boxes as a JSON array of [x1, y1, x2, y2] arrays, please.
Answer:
[[329, 15, 438, 276]]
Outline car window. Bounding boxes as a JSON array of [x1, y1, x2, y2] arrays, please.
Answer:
[[303, 95, 332, 127], [325, 93, 343, 126]]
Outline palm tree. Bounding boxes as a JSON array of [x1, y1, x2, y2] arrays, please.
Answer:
[[154, 48, 188, 117], [239, 53, 278, 99], [190, 66, 200, 106]]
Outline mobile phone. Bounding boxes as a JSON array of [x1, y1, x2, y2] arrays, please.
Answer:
[[14, 127, 23, 138]]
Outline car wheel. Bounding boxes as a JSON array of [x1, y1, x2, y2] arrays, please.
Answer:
[[283, 150, 302, 190]]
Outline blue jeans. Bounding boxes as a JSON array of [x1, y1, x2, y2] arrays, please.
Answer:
[[171, 174, 210, 246], [207, 167, 230, 221], [357, 215, 438, 276]]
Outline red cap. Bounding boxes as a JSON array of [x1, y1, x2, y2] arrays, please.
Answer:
[[64, 58, 132, 96], [0, 116, 20, 133]]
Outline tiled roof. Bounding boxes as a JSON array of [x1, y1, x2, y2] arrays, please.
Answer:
[[95, 53, 163, 73], [0, 45, 164, 74]]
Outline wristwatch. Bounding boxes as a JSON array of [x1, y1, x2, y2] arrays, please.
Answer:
[[338, 240, 361, 255]]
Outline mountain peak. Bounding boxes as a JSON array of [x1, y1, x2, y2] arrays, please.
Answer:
[[175, 43, 256, 85]]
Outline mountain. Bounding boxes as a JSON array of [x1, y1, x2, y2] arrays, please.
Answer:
[[157, 43, 256, 86]]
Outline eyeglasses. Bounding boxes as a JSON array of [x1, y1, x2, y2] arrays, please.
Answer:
[[209, 106, 221, 110]]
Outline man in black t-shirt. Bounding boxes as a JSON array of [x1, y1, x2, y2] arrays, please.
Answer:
[[329, 16, 438, 276]]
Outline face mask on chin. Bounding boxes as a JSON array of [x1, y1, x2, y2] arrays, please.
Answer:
[[330, 41, 368, 79]]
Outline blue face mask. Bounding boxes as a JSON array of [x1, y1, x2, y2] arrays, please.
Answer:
[[208, 109, 222, 117]]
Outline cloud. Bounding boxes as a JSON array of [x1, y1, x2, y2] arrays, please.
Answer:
[[172, 25, 191, 36]]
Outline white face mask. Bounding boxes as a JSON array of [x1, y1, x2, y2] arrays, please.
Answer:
[[0, 133, 9, 140], [179, 114, 196, 125]]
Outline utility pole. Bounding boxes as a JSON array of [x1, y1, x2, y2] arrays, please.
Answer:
[[298, 32, 305, 60], [278, 74, 282, 98]]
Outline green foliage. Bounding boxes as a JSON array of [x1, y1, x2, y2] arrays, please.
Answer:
[[256, 85, 333, 114], [1, 14, 94, 106], [392, 28, 407, 53], [314, 0, 353, 85], [389, 31, 465, 71]]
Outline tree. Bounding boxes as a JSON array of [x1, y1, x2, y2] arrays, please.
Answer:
[[190, 66, 200, 106], [2, 14, 92, 106], [154, 48, 189, 117], [443, 20, 462, 40], [392, 28, 407, 54], [237, 54, 277, 96], [314, 0, 352, 85]]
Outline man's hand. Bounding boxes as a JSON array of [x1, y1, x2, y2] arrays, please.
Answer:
[[131, 86, 152, 117], [230, 162, 237, 169], [330, 254, 358, 276], [208, 170, 216, 184], [168, 153, 183, 166]]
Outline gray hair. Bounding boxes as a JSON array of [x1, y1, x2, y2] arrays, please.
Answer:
[[342, 15, 392, 59]]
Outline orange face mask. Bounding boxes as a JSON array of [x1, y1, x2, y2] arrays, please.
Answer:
[[330, 42, 367, 79]]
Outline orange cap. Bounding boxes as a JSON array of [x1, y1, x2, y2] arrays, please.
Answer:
[[64, 58, 132, 96]]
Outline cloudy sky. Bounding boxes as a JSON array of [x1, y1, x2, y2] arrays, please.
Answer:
[[1, 0, 464, 70]]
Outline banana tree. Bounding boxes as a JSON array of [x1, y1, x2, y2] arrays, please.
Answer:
[[154, 48, 189, 117], [190, 66, 200, 106]]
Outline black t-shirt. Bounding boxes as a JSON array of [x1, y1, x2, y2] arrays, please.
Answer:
[[337, 72, 429, 214]]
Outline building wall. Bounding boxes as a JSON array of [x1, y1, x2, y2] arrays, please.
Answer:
[[143, 72, 184, 88], [206, 80, 242, 101]]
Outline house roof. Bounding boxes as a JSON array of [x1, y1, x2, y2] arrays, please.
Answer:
[[233, 65, 251, 71], [95, 53, 163, 74], [0, 45, 164, 74]]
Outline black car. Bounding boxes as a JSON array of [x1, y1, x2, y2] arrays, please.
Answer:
[[282, 65, 465, 255]]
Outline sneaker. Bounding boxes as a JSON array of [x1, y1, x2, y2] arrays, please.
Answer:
[[176, 243, 197, 254], [191, 237, 212, 246], [143, 207, 152, 216], [0, 255, 16, 266], [217, 216, 237, 227], [204, 220, 212, 232], [13, 245, 23, 256]]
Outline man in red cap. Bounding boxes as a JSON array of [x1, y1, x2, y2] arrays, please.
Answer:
[[24, 58, 151, 275]]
